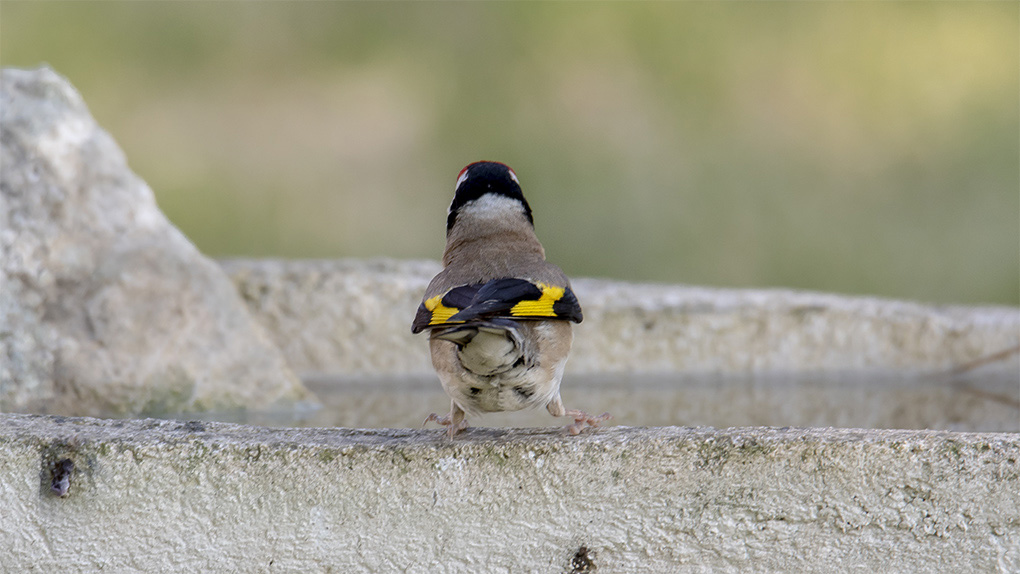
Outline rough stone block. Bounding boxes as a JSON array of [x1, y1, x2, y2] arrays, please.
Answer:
[[1, 66, 312, 415]]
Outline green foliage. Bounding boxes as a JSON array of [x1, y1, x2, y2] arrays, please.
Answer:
[[3, 1, 1016, 304]]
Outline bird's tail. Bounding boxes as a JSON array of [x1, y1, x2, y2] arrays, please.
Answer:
[[432, 319, 529, 377], [431, 318, 523, 347]]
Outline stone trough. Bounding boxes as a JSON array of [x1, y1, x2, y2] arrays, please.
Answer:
[[2, 66, 1018, 573], [221, 258, 1020, 435]]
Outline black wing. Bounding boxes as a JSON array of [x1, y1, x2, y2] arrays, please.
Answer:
[[411, 278, 582, 334], [411, 283, 481, 334]]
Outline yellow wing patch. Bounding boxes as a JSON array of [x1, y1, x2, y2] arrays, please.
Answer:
[[425, 294, 463, 326], [413, 278, 581, 334], [510, 283, 564, 318]]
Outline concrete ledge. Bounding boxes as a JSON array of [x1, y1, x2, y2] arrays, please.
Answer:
[[221, 258, 1020, 377], [3, 413, 1018, 573]]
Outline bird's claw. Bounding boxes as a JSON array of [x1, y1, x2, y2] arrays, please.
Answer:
[[423, 412, 468, 438], [565, 411, 612, 435], [423, 412, 448, 427]]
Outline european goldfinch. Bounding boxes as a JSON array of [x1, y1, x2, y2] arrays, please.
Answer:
[[412, 161, 611, 438]]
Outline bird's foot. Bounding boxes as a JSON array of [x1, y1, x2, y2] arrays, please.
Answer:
[[423, 412, 469, 438], [563, 409, 612, 435]]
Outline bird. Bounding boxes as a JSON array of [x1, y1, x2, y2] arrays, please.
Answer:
[[412, 161, 611, 438]]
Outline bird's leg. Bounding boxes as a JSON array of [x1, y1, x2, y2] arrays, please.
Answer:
[[423, 401, 469, 438], [546, 394, 612, 435]]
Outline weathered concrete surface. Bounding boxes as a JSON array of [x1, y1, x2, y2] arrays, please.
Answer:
[[225, 258, 439, 375], [1, 413, 1017, 573], [222, 258, 1020, 377], [0, 66, 311, 415]]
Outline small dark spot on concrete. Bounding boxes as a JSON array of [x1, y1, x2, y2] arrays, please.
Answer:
[[469, 387, 482, 395], [569, 546, 597, 573], [51, 458, 74, 497], [182, 420, 206, 433]]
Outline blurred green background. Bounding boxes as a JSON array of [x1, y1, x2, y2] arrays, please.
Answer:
[[3, 2, 1017, 305]]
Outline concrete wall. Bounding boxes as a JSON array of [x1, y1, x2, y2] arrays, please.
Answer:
[[221, 258, 1020, 377], [2, 413, 1018, 573]]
